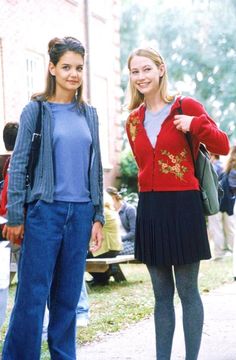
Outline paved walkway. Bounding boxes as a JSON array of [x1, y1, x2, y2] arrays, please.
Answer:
[[77, 281, 236, 360]]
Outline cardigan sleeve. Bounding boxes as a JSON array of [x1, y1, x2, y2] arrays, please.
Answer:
[[7, 102, 39, 226], [182, 97, 230, 156]]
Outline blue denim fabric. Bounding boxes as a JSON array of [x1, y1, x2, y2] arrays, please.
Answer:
[[76, 277, 89, 321], [2, 200, 94, 360], [0, 288, 8, 329]]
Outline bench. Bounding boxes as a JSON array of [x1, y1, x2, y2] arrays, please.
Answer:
[[9, 255, 137, 285], [86, 254, 136, 282]]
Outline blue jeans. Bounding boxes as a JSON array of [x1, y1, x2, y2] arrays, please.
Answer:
[[2, 200, 94, 360], [76, 276, 89, 321], [0, 288, 8, 329]]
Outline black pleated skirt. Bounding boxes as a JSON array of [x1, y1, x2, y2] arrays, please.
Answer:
[[135, 191, 211, 266]]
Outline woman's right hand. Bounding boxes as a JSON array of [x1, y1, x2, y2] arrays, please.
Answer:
[[2, 224, 24, 244]]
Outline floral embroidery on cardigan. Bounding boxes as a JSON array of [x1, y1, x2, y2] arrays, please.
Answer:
[[128, 115, 140, 142], [158, 148, 188, 180]]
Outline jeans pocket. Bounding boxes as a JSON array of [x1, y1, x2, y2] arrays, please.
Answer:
[[26, 200, 42, 218]]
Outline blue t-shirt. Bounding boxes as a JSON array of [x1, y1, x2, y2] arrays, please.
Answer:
[[49, 102, 92, 202]]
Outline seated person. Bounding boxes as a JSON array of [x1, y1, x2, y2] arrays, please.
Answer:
[[0, 122, 19, 329], [106, 186, 136, 255], [87, 192, 123, 285]]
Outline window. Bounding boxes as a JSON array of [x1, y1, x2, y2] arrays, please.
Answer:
[[25, 51, 45, 101]]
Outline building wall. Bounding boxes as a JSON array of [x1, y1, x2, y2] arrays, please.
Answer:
[[87, 0, 122, 187], [0, 0, 121, 185]]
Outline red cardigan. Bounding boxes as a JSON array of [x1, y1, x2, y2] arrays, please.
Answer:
[[0, 157, 10, 216], [126, 96, 230, 192], [0, 157, 22, 245]]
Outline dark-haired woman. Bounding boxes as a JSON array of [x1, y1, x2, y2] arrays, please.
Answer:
[[2, 36, 104, 360]]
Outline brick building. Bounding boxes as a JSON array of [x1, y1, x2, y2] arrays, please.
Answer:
[[0, 0, 122, 186]]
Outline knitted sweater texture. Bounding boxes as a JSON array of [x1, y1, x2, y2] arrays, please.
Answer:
[[126, 96, 229, 192]]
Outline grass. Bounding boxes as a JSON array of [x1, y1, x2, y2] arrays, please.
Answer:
[[0, 256, 233, 358]]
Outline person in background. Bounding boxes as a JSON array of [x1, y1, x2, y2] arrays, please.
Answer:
[[125, 47, 229, 360], [87, 192, 123, 286], [0, 122, 19, 329], [210, 153, 224, 177], [2, 36, 104, 360], [75, 277, 90, 327], [216, 146, 236, 278], [208, 152, 233, 260], [106, 186, 136, 255], [0, 122, 19, 220], [0, 238, 10, 330]]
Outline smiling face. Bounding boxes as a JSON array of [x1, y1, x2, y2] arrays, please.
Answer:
[[129, 55, 165, 97], [49, 51, 84, 97]]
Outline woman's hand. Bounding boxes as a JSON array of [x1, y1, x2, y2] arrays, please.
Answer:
[[2, 224, 24, 244], [173, 115, 194, 133], [90, 221, 103, 253]]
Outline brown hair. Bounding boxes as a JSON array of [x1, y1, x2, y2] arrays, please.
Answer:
[[106, 186, 122, 201], [32, 36, 85, 104], [3, 122, 19, 151]]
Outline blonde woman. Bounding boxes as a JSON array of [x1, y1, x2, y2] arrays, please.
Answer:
[[88, 192, 123, 285], [125, 47, 230, 360], [106, 186, 136, 255]]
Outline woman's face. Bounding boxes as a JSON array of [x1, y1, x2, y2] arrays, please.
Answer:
[[129, 55, 165, 97], [49, 51, 84, 95]]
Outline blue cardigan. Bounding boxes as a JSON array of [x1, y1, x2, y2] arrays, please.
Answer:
[[7, 100, 104, 226], [118, 202, 136, 242]]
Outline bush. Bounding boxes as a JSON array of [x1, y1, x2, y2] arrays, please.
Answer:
[[119, 149, 138, 194]]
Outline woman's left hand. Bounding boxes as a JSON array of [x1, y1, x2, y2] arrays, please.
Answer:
[[173, 115, 194, 133], [90, 221, 103, 252]]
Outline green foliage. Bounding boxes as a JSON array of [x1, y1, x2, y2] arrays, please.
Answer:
[[119, 148, 138, 193], [121, 0, 236, 142]]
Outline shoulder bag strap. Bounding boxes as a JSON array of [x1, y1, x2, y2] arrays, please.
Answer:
[[26, 100, 42, 188], [177, 98, 197, 177]]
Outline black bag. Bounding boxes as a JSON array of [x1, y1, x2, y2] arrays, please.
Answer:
[[178, 99, 223, 216], [25, 101, 42, 188]]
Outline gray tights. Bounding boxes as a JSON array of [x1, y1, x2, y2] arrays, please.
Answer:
[[148, 262, 203, 360]]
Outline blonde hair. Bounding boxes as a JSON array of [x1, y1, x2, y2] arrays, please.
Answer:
[[126, 47, 175, 111], [225, 146, 236, 173], [103, 192, 114, 210]]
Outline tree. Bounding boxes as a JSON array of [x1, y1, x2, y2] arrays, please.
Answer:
[[121, 0, 236, 141]]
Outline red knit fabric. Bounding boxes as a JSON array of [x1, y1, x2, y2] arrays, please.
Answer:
[[0, 172, 8, 216], [0, 156, 10, 216], [126, 96, 230, 192], [0, 157, 22, 245]]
